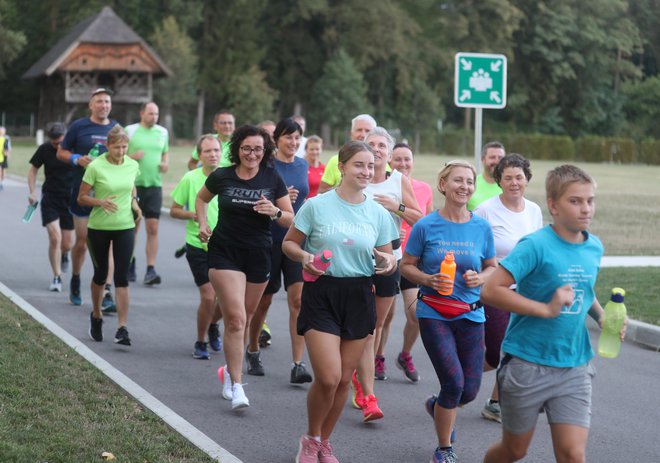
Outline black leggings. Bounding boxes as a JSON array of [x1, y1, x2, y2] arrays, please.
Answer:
[[87, 228, 134, 287]]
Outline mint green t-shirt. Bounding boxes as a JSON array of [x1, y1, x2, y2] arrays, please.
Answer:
[[191, 135, 231, 168], [171, 168, 219, 249], [293, 190, 399, 277], [82, 154, 140, 230], [467, 173, 502, 211], [125, 123, 169, 187]]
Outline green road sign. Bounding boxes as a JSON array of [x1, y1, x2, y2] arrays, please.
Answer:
[[454, 52, 507, 109]]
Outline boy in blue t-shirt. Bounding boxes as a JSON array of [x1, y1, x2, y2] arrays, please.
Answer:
[[481, 165, 626, 463]]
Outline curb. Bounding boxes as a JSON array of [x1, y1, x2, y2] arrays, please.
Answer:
[[626, 319, 660, 352], [0, 280, 242, 463]]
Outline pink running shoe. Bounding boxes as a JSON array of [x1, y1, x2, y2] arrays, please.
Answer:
[[374, 355, 387, 380], [350, 370, 365, 409], [295, 435, 321, 463], [319, 439, 340, 463], [396, 351, 420, 382], [362, 394, 384, 422]]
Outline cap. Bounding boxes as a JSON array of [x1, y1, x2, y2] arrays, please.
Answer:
[[46, 122, 66, 138], [90, 87, 114, 98]]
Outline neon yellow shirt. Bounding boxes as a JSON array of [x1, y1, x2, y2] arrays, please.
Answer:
[[467, 174, 502, 211], [171, 168, 219, 249]]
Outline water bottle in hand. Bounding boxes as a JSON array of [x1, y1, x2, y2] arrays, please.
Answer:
[[303, 250, 332, 282]]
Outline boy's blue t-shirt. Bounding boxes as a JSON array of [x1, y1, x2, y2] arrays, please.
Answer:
[[293, 190, 399, 277], [500, 225, 604, 367], [405, 211, 495, 323], [271, 157, 309, 243]]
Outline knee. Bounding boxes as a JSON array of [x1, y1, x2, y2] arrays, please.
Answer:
[[505, 443, 528, 462], [459, 381, 481, 405], [224, 315, 246, 333], [555, 447, 585, 463], [437, 383, 463, 409], [315, 373, 341, 394], [289, 297, 301, 315]]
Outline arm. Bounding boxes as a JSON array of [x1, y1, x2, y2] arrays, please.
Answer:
[[399, 175, 423, 225], [480, 266, 572, 318], [159, 151, 169, 173], [400, 252, 452, 294], [128, 150, 145, 161], [195, 185, 214, 242], [187, 156, 199, 171], [374, 243, 396, 275], [131, 187, 142, 223], [253, 194, 294, 228], [170, 201, 196, 221], [77, 181, 117, 213], [282, 226, 316, 273], [27, 165, 39, 205], [588, 298, 627, 340], [57, 146, 93, 168], [317, 180, 334, 194]]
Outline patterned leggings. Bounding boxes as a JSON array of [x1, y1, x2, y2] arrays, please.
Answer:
[[419, 317, 485, 409]]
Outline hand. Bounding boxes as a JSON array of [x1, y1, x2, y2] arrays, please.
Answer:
[[28, 193, 37, 205], [287, 186, 299, 203], [545, 284, 574, 318], [77, 155, 93, 168], [620, 316, 628, 341], [253, 194, 279, 217], [301, 251, 325, 276], [426, 272, 454, 293], [159, 161, 169, 173], [374, 249, 396, 275], [399, 228, 407, 241], [198, 224, 212, 243], [132, 204, 143, 224], [373, 194, 397, 212], [100, 195, 118, 214], [463, 269, 482, 288]]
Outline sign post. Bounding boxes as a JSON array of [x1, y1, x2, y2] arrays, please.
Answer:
[[454, 52, 507, 170]]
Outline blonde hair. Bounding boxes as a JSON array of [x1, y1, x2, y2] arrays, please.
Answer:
[[436, 160, 477, 196], [106, 125, 128, 146], [546, 164, 596, 202]]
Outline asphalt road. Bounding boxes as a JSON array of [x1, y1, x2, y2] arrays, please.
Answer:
[[1, 176, 658, 463]]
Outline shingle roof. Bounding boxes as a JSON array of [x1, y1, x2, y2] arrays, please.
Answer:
[[23, 6, 172, 79]]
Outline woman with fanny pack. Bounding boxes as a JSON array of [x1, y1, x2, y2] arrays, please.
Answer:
[[400, 160, 496, 463]]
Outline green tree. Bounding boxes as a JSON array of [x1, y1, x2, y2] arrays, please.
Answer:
[[310, 49, 371, 145], [0, 0, 26, 79], [622, 75, 660, 138], [225, 65, 278, 124], [149, 16, 199, 138], [396, 77, 444, 152]]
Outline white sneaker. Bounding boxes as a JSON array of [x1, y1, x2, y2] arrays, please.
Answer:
[[49, 276, 62, 292], [218, 365, 232, 400], [231, 383, 249, 410]]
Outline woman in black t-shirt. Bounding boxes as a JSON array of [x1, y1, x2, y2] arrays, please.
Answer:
[[196, 125, 293, 410]]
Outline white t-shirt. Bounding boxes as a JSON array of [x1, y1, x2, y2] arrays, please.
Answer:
[[365, 170, 404, 259], [294, 135, 308, 158], [474, 195, 543, 261]]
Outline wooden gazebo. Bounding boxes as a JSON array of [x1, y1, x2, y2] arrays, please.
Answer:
[[22, 6, 172, 126]]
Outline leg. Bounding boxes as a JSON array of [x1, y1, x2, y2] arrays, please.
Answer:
[[61, 228, 74, 254], [45, 220, 63, 277], [87, 229, 111, 318], [112, 229, 134, 328], [376, 297, 396, 357], [483, 428, 536, 463], [196, 282, 216, 342], [248, 292, 273, 352], [287, 282, 305, 363], [550, 424, 589, 463], [401, 287, 420, 354], [145, 218, 159, 267], [71, 216, 88, 276], [358, 295, 394, 396]]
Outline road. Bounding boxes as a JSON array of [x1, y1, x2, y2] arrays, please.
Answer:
[[1, 176, 658, 462]]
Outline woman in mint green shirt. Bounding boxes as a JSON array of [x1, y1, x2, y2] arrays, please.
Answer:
[[78, 125, 141, 346]]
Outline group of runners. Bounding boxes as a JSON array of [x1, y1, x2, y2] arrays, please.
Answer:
[[25, 87, 627, 463]]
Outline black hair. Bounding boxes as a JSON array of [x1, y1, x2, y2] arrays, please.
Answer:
[[273, 118, 302, 144]]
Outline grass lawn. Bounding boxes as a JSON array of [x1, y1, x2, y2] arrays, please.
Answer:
[[596, 267, 659, 326], [9, 139, 660, 255], [0, 294, 215, 463]]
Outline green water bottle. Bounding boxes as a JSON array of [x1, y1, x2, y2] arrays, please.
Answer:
[[598, 288, 627, 358], [88, 143, 101, 159]]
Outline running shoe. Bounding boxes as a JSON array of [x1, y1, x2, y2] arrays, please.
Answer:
[[362, 394, 384, 422], [143, 267, 161, 286], [70, 277, 82, 306], [49, 276, 62, 292], [218, 365, 232, 400], [481, 400, 502, 423], [114, 326, 131, 346], [259, 322, 271, 347], [295, 435, 321, 463], [208, 323, 222, 351], [319, 439, 340, 463], [174, 244, 187, 258], [193, 341, 210, 360], [396, 351, 420, 382], [61, 253, 70, 273], [246, 350, 265, 376], [431, 446, 457, 463], [375, 355, 387, 380], [101, 289, 116, 314], [231, 383, 249, 410], [127, 257, 137, 282], [291, 362, 313, 384], [89, 313, 103, 342], [425, 395, 456, 443], [351, 370, 365, 409]]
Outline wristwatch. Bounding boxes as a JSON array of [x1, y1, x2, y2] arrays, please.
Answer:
[[271, 208, 282, 221], [396, 203, 406, 216]]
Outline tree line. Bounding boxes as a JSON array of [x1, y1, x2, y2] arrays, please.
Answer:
[[1, 0, 659, 147]]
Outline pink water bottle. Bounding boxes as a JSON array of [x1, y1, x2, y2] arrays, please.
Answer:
[[303, 250, 332, 282]]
